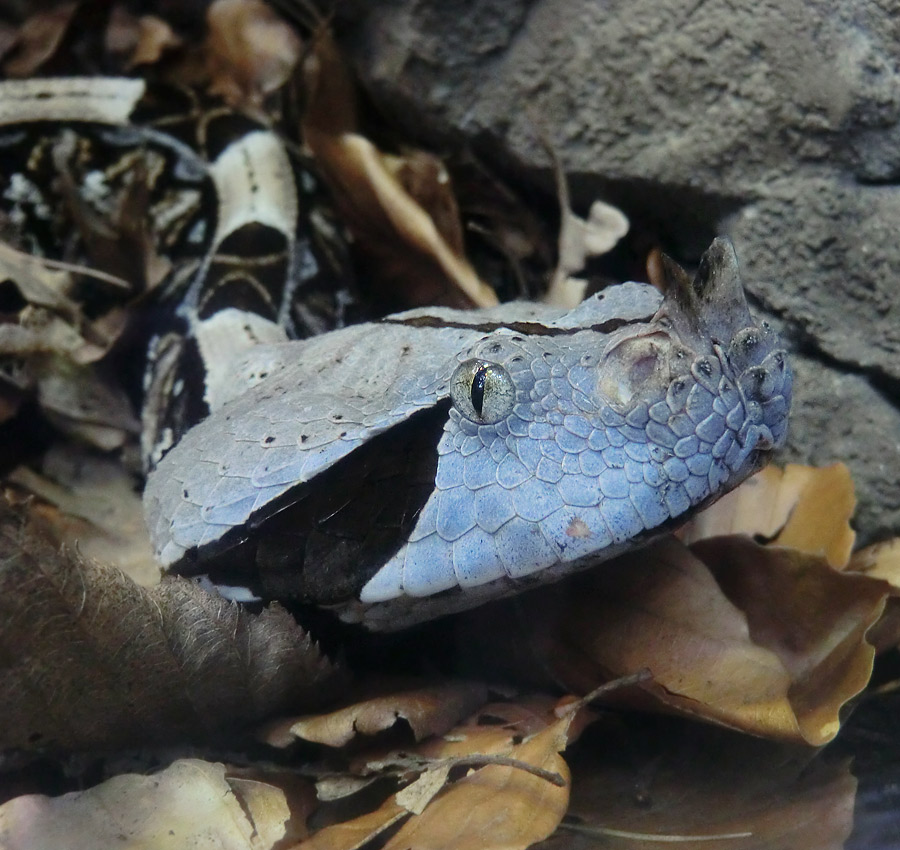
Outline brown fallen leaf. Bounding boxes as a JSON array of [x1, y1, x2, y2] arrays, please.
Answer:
[[544, 141, 628, 308], [268, 679, 489, 749], [543, 719, 856, 850], [383, 714, 574, 850], [849, 537, 900, 652], [302, 31, 497, 310], [2, 2, 79, 78], [206, 0, 303, 111], [296, 695, 581, 850], [0, 504, 343, 750], [681, 463, 857, 567], [105, 7, 182, 70], [6, 444, 158, 586], [0, 759, 304, 850], [458, 535, 889, 746], [35, 356, 139, 450], [297, 797, 409, 850]]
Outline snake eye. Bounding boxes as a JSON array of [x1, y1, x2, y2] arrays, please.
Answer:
[[450, 359, 515, 424]]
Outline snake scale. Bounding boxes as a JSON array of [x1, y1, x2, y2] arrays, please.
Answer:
[[0, 77, 793, 631]]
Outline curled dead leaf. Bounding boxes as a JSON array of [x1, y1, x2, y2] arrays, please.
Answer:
[[2, 2, 78, 78], [276, 680, 489, 749], [681, 463, 857, 567], [456, 532, 890, 747], [302, 31, 497, 309], [556, 536, 888, 745], [206, 0, 302, 111], [0, 759, 304, 850], [7, 446, 158, 586]]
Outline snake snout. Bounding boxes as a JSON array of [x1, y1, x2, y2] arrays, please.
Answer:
[[729, 323, 793, 452]]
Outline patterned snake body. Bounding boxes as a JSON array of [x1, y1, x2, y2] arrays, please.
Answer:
[[0, 79, 792, 631]]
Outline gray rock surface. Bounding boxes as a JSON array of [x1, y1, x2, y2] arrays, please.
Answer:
[[338, 0, 900, 543]]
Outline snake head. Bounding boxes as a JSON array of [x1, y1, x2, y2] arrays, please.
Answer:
[[596, 237, 792, 482], [359, 238, 793, 628]]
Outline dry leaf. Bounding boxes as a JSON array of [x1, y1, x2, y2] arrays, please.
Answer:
[[0, 759, 298, 850], [297, 798, 409, 850], [105, 8, 182, 69], [298, 696, 579, 850], [556, 536, 888, 744], [0, 241, 80, 320], [206, 0, 302, 110], [849, 537, 900, 652], [546, 721, 856, 850], [544, 140, 628, 308], [278, 680, 489, 748], [7, 446, 158, 586], [850, 537, 900, 587], [0, 505, 342, 750], [382, 712, 574, 850], [302, 31, 497, 309], [681, 463, 857, 567], [35, 357, 139, 450], [2, 2, 78, 77], [383, 151, 467, 258], [459, 535, 889, 746]]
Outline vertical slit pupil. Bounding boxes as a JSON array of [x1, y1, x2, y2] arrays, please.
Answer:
[[471, 365, 488, 416]]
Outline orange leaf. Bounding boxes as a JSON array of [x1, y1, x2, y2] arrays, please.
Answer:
[[541, 536, 888, 745], [281, 680, 489, 748], [383, 715, 574, 850], [681, 463, 856, 567], [295, 798, 409, 850]]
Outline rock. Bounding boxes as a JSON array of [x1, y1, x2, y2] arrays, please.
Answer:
[[337, 0, 900, 543]]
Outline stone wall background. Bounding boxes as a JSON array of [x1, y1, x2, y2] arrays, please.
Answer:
[[336, 0, 900, 543]]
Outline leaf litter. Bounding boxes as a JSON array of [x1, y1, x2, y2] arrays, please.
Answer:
[[0, 4, 899, 850]]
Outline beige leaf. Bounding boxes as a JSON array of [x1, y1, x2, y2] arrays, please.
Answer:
[[206, 0, 302, 110], [850, 537, 900, 587], [0, 759, 292, 850], [544, 138, 628, 308], [302, 31, 497, 309], [7, 446, 158, 586], [283, 680, 489, 748], [383, 714, 574, 850], [681, 463, 857, 567], [0, 241, 79, 318]]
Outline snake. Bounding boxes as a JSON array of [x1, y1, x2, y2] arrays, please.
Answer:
[[0, 77, 793, 632]]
